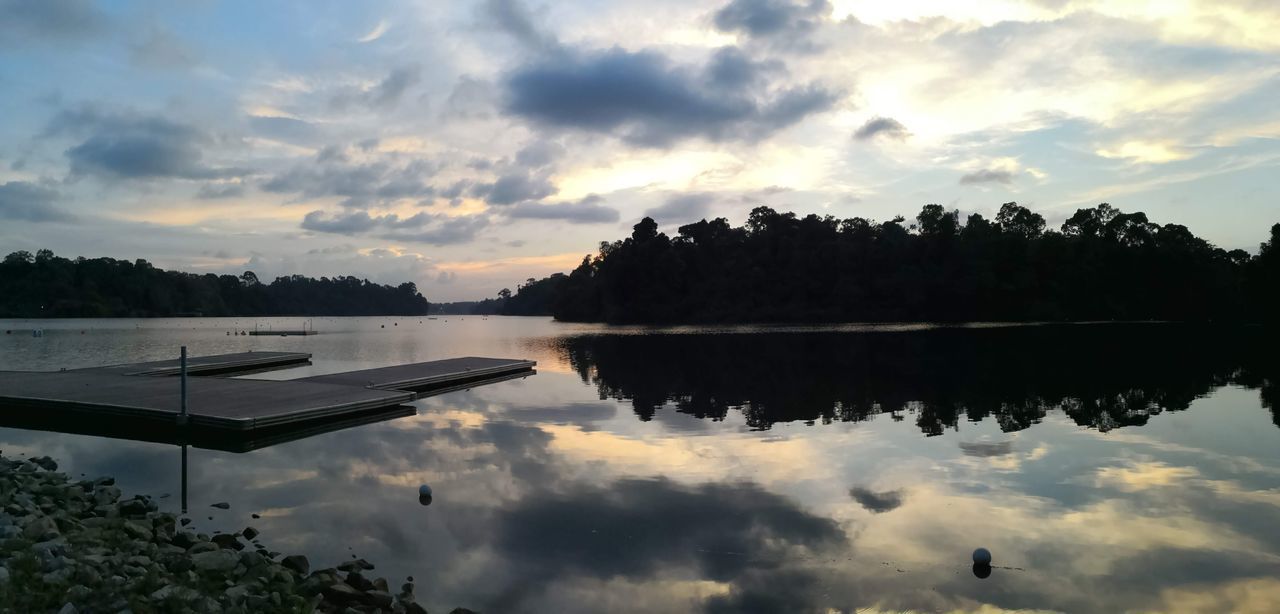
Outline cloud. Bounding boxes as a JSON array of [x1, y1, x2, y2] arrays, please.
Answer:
[[959, 168, 1017, 185], [263, 152, 436, 208], [331, 65, 421, 110], [959, 440, 1015, 457], [705, 46, 782, 88], [50, 108, 244, 181], [0, 0, 104, 44], [248, 115, 322, 146], [712, 0, 831, 48], [507, 195, 620, 224], [129, 25, 197, 69], [471, 171, 557, 205], [494, 477, 845, 581], [443, 76, 498, 120], [357, 19, 389, 43], [302, 210, 489, 245], [1096, 141, 1193, 164], [383, 215, 491, 245], [0, 181, 75, 222], [853, 116, 910, 141], [514, 141, 566, 169], [195, 183, 245, 199], [644, 192, 715, 224], [504, 47, 838, 147], [482, 0, 560, 53], [848, 487, 905, 513]]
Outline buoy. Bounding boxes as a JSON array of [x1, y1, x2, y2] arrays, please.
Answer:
[[972, 548, 992, 565], [418, 484, 432, 497]]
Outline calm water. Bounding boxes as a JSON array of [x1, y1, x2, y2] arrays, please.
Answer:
[[1, 317, 1279, 613]]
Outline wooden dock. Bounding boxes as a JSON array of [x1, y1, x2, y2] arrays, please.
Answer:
[[298, 356, 537, 392], [83, 351, 312, 376], [0, 351, 535, 436]]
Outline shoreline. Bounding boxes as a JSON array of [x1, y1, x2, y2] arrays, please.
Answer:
[[0, 452, 471, 613]]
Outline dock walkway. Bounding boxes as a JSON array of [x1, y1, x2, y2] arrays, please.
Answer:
[[0, 351, 535, 433]]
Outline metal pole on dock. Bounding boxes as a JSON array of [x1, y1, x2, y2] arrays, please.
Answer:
[[178, 346, 189, 425]]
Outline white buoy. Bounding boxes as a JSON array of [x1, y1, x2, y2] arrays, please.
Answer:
[[972, 548, 992, 565]]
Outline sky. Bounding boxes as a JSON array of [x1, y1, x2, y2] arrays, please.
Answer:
[[0, 0, 1278, 302]]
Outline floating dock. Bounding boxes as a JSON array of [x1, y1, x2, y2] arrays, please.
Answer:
[[0, 351, 536, 436], [83, 351, 312, 376], [298, 356, 538, 392]]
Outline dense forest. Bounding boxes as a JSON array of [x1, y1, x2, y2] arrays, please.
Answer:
[[542, 203, 1278, 324], [0, 250, 430, 317]]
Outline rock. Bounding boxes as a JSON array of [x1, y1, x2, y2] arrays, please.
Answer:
[[23, 515, 60, 540], [191, 549, 240, 572], [180, 517, 192, 526], [345, 571, 375, 592], [122, 520, 152, 540], [241, 526, 259, 540], [211, 533, 244, 550], [251, 513, 260, 519], [367, 590, 395, 608], [373, 577, 389, 592], [30, 456, 58, 471], [117, 496, 154, 516], [322, 582, 365, 604], [151, 584, 202, 602], [405, 603, 429, 614], [448, 609, 479, 614], [281, 554, 309, 576], [55, 603, 76, 614], [172, 531, 198, 549], [188, 541, 218, 555], [210, 502, 231, 509], [338, 557, 375, 572], [0, 567, 10, 583]]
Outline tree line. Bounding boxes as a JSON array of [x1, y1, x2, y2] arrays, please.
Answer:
[[0, 250, 430, 317], [535, 202, 1278, 324]]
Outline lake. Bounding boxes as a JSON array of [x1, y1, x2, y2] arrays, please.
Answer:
[[1, 317, 1278, 613]]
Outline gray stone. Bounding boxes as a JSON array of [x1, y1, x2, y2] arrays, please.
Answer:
[[322, 582, 364, 604], [191, 549, 239, 573], [281, 554, 309, 576], [211, 533, 244, 550], [210, 502, 231, 510], [241, 526, 259, 540], [188, 541, 218, 555], [367, 590, 394, 608], [23, 515, 60, 540], [151, 584, 202, 602], [55, 603, 76, 614], [121, 520, 151, 540]]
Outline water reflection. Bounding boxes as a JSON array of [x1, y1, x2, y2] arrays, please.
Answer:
[[558, 324, 1280, 433], [0, 320, 1278, 612]]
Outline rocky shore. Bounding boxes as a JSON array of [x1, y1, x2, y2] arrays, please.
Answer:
[[0, 453, 471, 613]]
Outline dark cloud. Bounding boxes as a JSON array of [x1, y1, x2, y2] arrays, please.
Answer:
[[959, 440, 1015, 457], [960, 168, 1017, 185], [848, 487, 905, 513], [853, 116, 910, 141], [645, 193, 715, 224], [0, 181, 75, 222], [264, 153, 436, 208], [300, 210, 382, 235], [50, 108, 244, 181], [248, 115, 322, 146], [0, 0, 105, 44], [301, 209, 488, 245], [705, 46, 782, 88], [471, 172, 557, 205], [195, 183, 245, 199], [482, 0, 560, 53], [495, 477, 845, 581], [712, 0, 831, 48], [501, 402, 618, 427], [504, 47, 838, 147], [383, 214, 490, 246], [507, 195, 620, 224]]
